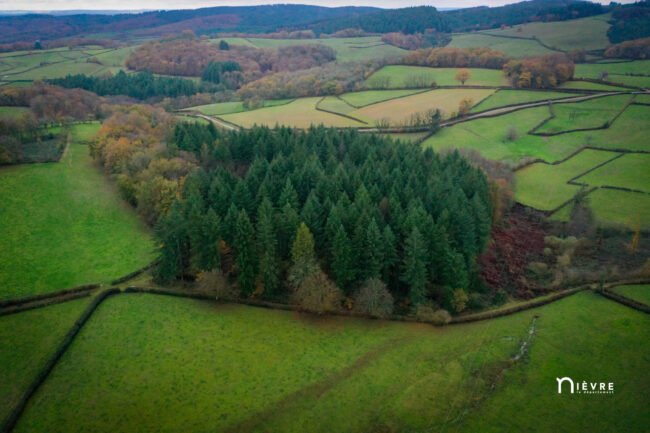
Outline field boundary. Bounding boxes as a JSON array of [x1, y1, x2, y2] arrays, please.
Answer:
[[340, 88, 430, 109], [597, 288, 650, 314], [0, 284, 99, 309], [314, 96, 368, 125]]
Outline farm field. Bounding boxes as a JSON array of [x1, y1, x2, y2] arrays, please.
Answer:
[[185, 99, 293, 116], [448, 33, 555, 58], [574, 60, 650, 79], [339, 89, 423, 107], [479, 14, 611, 51], [534, 94, 633, 134], [11, 290, 649, 433], [0, 123, 154, 300], [0, 297, 91, 423], [350, 88, 495, 125], [215, 36, 407, 63], [558, 81, 630, 91], [471, 90, 579, 112], [366, 65, 508, 88], [576, 153, 650, 193], [514, 149, 620, 211], [611, 285, 650, 305], [220, 97, 366, 128], [317, 96, 357, 115]]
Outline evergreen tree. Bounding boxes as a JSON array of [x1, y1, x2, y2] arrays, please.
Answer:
[[256, 198, 279, 295], [401, 227, 428, 305], [363, 218, 384, 280], [234, 210, 257, 296], [155, 201, 189, 283], [197, 207, 221, 271], [289, 222, 318, 287], [278, 178, 299, 210], [222, 203, 239, 246], [277, 202, 300, 259], [382, 225, 398, 283], [331, 224, 355, 292]]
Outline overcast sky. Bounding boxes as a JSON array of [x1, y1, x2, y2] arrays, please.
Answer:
[[0, 0, 636, 12]]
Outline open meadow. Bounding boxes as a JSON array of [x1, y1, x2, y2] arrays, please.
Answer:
[[366, 65, 509, 88], [0, 124, 154, 300]]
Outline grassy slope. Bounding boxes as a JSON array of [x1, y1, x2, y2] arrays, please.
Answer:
[[186, 99, 293, 116], [351, 88, 495, 124], [575, 60, 650, 79], [514, 149, 620, 210], [366, 65, 508, 88], [221, 97, 365, 128], [0, 297, 91, 422], [471, 90, 579, 113], [318, 96, 357, 115], [0, 124, 154, 300], [576, 153, 650, 193], [482, 14, 611, 51], [611, 285, 650, 305], [536, 94, 632, 134], [558, 81, 630, 91], [340, 89, 423, 107], [448, 33, 554, 58], [13, 291, 649, 433]]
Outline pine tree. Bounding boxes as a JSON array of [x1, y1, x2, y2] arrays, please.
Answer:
[[364, 218, 384, 280], [331, 224, 355, 292], [382, 225, 398, 284], [234, 210, 257, 296], [155, 201, 189, 283], [256, 198, 279, 295], [197, 207, 221, 271], [289, 222, 318, 287], [277, 202, 299, 259], [401, 227, 428, 305], [278, 178, 299, 209], [222, 203, 239, 246]]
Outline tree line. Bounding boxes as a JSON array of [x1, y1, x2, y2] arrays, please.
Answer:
[[504, 54, 574, 89], [150, 122, 492, 315]]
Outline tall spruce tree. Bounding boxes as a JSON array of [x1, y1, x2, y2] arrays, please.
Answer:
[[364, 218, 384, 280], [256, 198, 280, 295], [331, 224, 355, 292], [197, 207, 221, 271], [401, 227, 428, 305], [234, 209, 257, 296], [156, 201, 190, 283]]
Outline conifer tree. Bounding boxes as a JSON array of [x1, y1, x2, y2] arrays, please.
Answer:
[[364, 218, 384, 280], [289, 222, 318, 287], [331, 224, 355, 292], [401, 227, 428, 305], [197, 207, 221, 271], [382, 225, 398, 283], [156, 201, 190, 283], [234, 209, 257, 296], [256, 198, 279, 295]]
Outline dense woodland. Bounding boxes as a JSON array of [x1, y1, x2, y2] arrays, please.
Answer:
[[606, 2, 650, 43], [402, 47, 510, 69], [604, 37, 650, 59], [504, 54, 575, 88]]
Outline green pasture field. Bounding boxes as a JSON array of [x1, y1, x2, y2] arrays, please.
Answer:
[[0, 297, 91, 422], [340, 89, 423, 107], [535, 94, 633, 134], [471, 90, 579, 112], [448, 33, 555, 58], [93, 46, 137, 67], [318, 96, 357, 115], [0, 123, 154, 300], [223, 37, 406, 63], [559, 81, 630, 91], [209, 37, 258, 48], [575, 60, 650, 78], [186, 99, 293, 116], [351, 88, 495, 125], [0, 106, 29, 117], [576, 153, 650, 193], [221, 97, 365, 128], [605, 75, 650, 89], [551, 188, 650, 229], [611, 285, 650, 305], [174, 115, 210, 125], [514, 149, 620, 211], [12, 290, 649, 433], [366, 65, 508, 88], [636, 94, 650, 104], [481, 14, 611, 52]]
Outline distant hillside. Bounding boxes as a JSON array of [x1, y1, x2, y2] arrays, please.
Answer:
[[607, 1, 650, 43], [0, 4, 379, 43]]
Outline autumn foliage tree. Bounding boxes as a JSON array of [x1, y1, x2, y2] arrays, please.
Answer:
[[455, 68, 471, 85], [503, 54, 574, 89]]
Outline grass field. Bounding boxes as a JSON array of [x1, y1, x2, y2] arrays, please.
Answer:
[[514, 149, 620, 210], [0, 297, 91, 423], [213, 37, 406, 63], [576, 153, 650, 193], [558, 81, 630, 91], [471, 90, 579, 113], [575, 60, 650, 79], [11, 290, 649, 433], [318, 96, 357, 115], [551, 188, 650, 228], [366, 65, 508, 88], [340, 89, 423, 107], [611, 285, 650, 305], [480, 14, 611, 52], [535, 94, 632, 134], [174, 115, 210, 125], [448, 33, 555, 58], [185, 99, 293, 116], [351, 88, 495, 125], [220, 97, 365, 128], [0, 123, 154, 300]]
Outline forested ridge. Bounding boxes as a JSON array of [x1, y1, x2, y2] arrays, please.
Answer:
[[149, 123, 492, 313]]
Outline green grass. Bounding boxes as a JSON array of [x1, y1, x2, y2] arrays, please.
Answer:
[[340, 89, 423, 107], [351, 88, 495, 125], [611, 285, 650, 306], [0, 124, 154, 300], [383, 132, 430, 143], [0, 106, 29, 117], [366, 65, 508, 88], [175, 115, 210, 125], [574, 60, 650, 79], [317, 96, 357, 115], [471, 90, 579, 112], [221, 97, 365, 128], [552, 188, 650, 229], [480, 14, 611, 52], [12, 290, 649, 432], [0, 297, 91, 422], [535, 94, 632, 134], [605, 75, 650, 89], [231, 37, 406, 63], [576, 153, 650, 193], [558, 81, 630, 91], [186, 99, 293, 116], [514, 149, 620, 210], [448, 33, 555, 58]]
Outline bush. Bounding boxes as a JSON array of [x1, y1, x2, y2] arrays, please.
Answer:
[[450, 288, 469, 313], [431, 309, 452, 325], [505, 125, 519, 141], [292, 269, 343, 314], [353, 278, 394, 318], [197, 270, 239, 300]]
